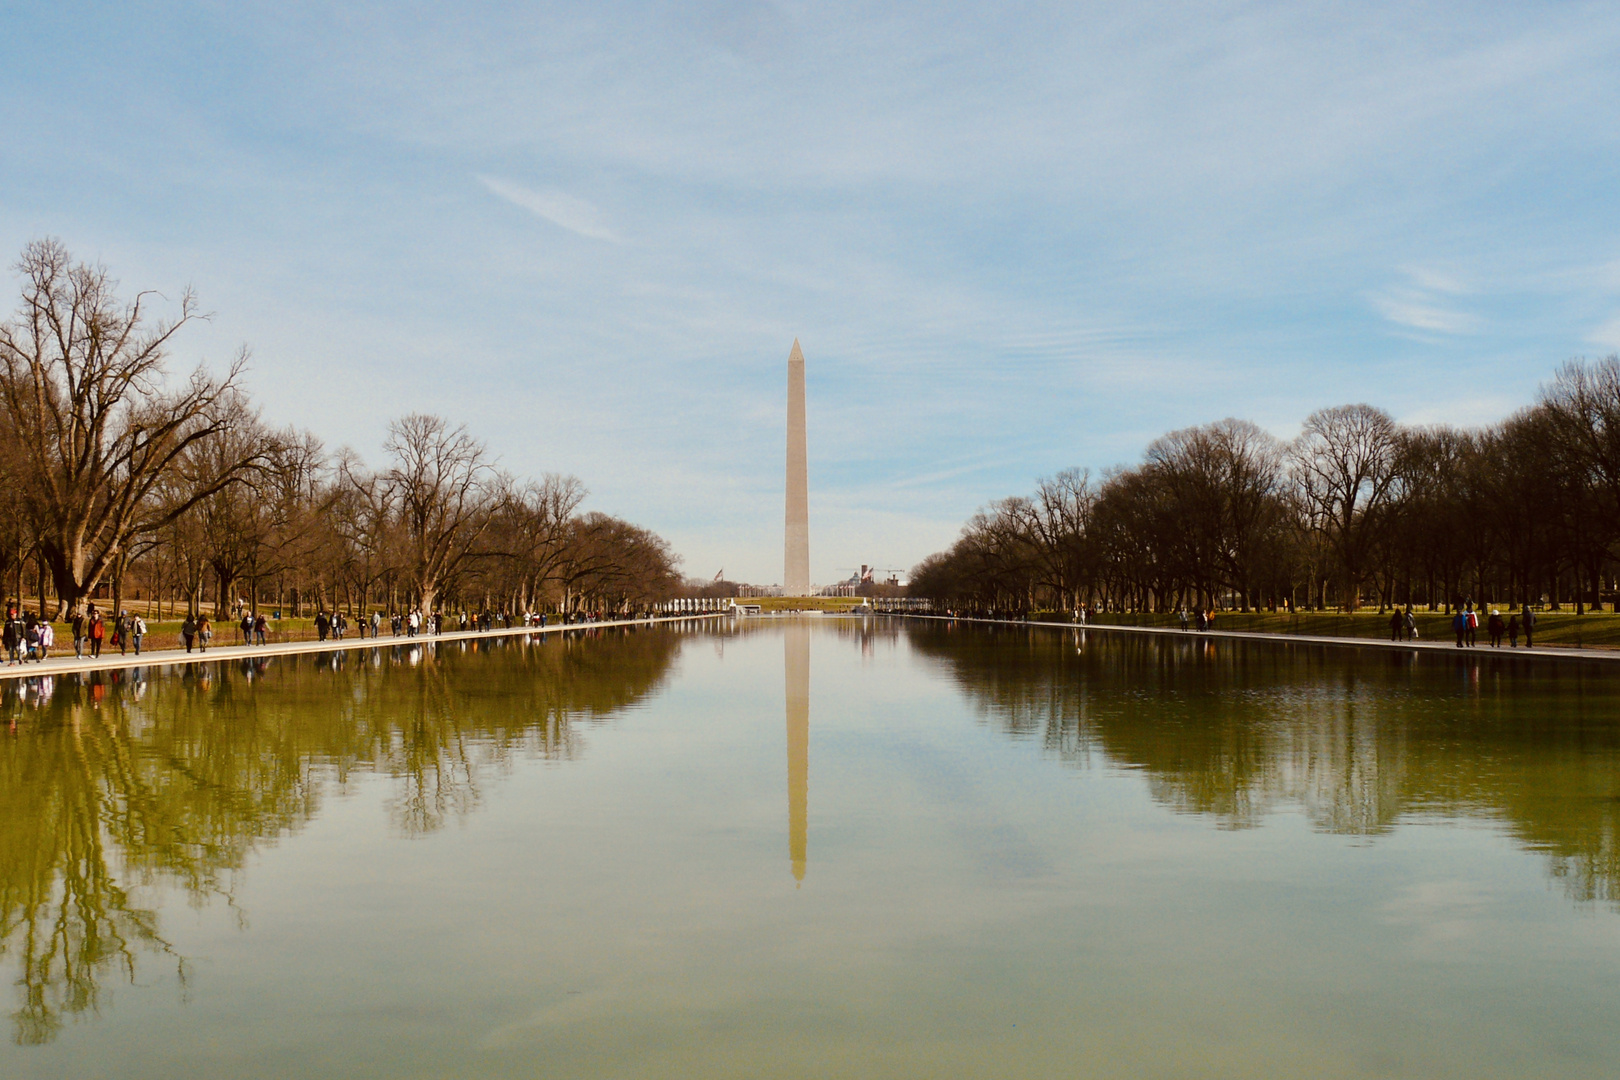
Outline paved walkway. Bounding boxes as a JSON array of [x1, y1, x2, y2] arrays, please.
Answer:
[[0, 614, 726, 682], [895, 613, 1620, 664]]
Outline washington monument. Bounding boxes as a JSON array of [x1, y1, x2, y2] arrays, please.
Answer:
[[785, 339, 811, 596]]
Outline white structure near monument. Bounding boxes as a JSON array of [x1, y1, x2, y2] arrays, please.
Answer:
[[784, 339, 811, 596]]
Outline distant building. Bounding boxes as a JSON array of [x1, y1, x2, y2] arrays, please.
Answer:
[[820, 565, 905, 598]]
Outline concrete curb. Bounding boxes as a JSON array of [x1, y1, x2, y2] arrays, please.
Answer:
[[0, 614, 727, 682], [886, 613, 1620, 664]]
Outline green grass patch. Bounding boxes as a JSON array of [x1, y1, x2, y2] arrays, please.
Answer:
[[736, 596, 868, 613]]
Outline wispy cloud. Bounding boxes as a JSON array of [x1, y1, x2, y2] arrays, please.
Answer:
[[1402, 266, 1470, 296], [1372, 268, 1478, 335], [1587, 316, 1620, 351], [1373, 298, 1477, 335], [1398, 395, 1521, 429], [477, 176, 621, 243]]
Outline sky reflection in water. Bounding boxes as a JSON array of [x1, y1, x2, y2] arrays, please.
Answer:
[[3, 620, 1619, 1078]]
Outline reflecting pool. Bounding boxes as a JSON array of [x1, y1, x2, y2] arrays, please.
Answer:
[[3, 619, 1620, 1078]]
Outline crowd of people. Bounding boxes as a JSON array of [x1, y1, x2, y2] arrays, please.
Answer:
[[1379, 602, 1539, 648], [3, 603, 151, 664], [307, 607, 533, 642], [1447, 604, 1533, 649], [1176, 608, 1220, 632], [2, 600, 696, 667]]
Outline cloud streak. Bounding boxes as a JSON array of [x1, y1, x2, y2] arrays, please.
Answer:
[[477, 176, 621, 243], [1587, 316, 1620, 352], [1371, 268, 1480, 336]]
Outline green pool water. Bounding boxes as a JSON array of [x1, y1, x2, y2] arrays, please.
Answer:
[[3, 619, 1619, 1078]]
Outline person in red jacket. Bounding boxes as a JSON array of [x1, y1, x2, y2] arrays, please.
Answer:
[[88, 607, 105, 658]]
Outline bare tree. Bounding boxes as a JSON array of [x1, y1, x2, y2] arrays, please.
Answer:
[[1023, 468, 1099, 610], [0, 419, 38, 608], [328, 450, 397, 616], [0, 240, 259, 616], [1290, 405, 1400, 610], [552, 512, 680, 611], [381, 414, 494, 613], [187, 416, 290, 617], [1538, 358, 1620, 507], [1146, 418, 1287, 609], [481, 473, 587, 611], [908, 363, 1620, 616]]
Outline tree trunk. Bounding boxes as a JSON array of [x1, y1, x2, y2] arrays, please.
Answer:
[[111, 550, 129, 617]]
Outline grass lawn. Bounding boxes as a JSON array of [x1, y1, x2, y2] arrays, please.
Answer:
[[735, 596, 870, 613]]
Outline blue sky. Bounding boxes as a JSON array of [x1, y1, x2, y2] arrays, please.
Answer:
[[3, 2, 1619, 585]]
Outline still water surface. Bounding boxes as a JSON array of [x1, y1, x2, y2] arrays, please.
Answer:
[[3, 619, 1620, 1077]]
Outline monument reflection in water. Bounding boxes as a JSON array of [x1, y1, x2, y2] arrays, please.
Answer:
[[4, 618, 1620, 1079], [785, 622, 809, 882]]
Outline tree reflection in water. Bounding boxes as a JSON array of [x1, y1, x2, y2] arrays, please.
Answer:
[[906, 622, 1620, 905], [0, 627, 682, 1044]]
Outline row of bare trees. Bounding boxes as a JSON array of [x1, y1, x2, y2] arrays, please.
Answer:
[[911, 360, 1620, 615], [0, 240, 681, 619]]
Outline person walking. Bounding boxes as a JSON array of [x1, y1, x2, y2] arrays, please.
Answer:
[[254, 612, 268, 645], [1452, 609, 1467, 648], [72, 609, 86, 658], [1403, 608, 1418, 641], [132, 614, 146, 655], [115, 611, 130, 655], [1389, 610, 1403, 641], [182, 613, 197, 653], [1507, 613, 1519, 648], [1487, 610, 1504, 648], [198, 615, 212, 652], [1522, 603, 1536, 648], [2, 612, 20, 665], [89, 609, 105, 658], [315, 610, 329, 642], [240, 612, 253, 644], [1464, 604, 1478, 648], [38, 618, 53, 661]]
